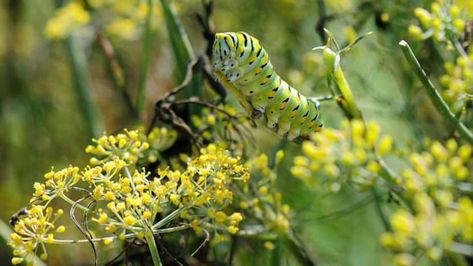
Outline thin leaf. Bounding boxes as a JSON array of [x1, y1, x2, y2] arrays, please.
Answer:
[[159, 0, 203, 113]]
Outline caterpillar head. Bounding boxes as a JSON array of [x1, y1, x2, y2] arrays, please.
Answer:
[[212, 33, 241, 79], [212, 33, 233, 63]]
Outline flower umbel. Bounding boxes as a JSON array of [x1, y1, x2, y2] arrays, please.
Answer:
[[291, 119, 394, 192]]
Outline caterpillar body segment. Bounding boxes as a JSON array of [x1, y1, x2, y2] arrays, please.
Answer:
[[211, 32, 323, 140]]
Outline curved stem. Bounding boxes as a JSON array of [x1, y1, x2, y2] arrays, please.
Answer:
[[399, 40, 473, 144]]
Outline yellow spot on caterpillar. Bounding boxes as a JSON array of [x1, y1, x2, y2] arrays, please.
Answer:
[[261, 77, 269, 85], [279, 103, 286, 110], [255, 68, 263, 74], [268, 91, 275, 98], [291, 111, 297, 118], [249, 55, 256, 62]]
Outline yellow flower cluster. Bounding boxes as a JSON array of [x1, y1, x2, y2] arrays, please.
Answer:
[[381, 194, 473, 265], [400, 139, 471, 200], [291, 120, 394, 192], [10, 206, 65, 265], [85, 129, 150, 165], [458, 0, 473, 17], [381, 139, 473, 265], [178, 143, 249, 237], [408, 1, 467, 42], [90, 0, 162, 39], [439, 51, 473, 112], [91, 143, 249, 240], [234, 151, 291, 249], [10, 128, 248, 261], [44, 2, 90, 39], [44, 0, 162, 40], [30, 166, 81, 203]]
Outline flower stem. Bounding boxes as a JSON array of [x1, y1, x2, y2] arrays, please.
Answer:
[[144, 231, 162, 266], [333, 64, 362, 119], [399, 40, 473, 144], [152, 207, 188, 229], [48, 225, 190, 244], [370, 188, 391, 231], [124, 166, 137, 193], [58, 192, 92, 213]]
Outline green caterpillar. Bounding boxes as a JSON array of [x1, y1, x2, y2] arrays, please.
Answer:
[[211, 31, 323, 140]]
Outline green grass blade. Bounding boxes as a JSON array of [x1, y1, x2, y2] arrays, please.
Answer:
[[159, 0, 202, 103], [136, 0, 154, 113], [65, 36, 102, 138]]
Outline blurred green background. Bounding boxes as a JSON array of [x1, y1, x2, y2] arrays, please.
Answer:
[[0, 0, 450, 265]]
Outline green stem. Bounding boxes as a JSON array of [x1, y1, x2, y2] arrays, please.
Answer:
[[284, 233, 316, 266], [322, 47, 362, 119], [65, 36, 101, 138], [152, 207, 188, 229], [144, 230, 162, 266], [399, 40, 473, 145], [59, 192, 92, 213], [271, 239, 283, 266], [310, 95, 335, 102], [124, 166, 137, 193], [49, 225, 190, 244], [445, 250, 468, 266], [370, 188, 391, 231], [136, 0, 154, 113], [333, 65, 362, 119]]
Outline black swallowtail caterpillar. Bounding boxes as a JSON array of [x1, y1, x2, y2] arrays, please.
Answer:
[[211, 32, 323, 140]]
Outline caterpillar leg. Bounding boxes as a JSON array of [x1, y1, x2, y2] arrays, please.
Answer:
[[276, 121, 291, 137], [266, 118, 278, 128]]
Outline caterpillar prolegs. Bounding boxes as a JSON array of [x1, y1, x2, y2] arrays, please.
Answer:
[[211, 32, 323, 141]]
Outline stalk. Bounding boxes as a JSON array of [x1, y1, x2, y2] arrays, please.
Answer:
[[144, 230, 162, 266], [370, 188, 391, 231], [322, 47, 362, 119], [58, 192, 92, 213], [399, 40, 473, 144], [333, 65, 362, 119]]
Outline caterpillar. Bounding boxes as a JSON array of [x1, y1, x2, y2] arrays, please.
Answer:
[[211, 31, 323, 140]]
